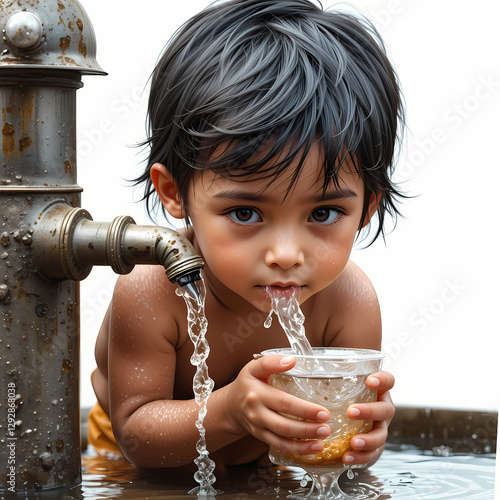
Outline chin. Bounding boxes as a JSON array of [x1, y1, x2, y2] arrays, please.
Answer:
[[250, 297, 271, 312], [245, 288, 272, 311]]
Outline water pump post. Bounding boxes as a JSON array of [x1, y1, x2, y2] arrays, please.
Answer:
[[0, 2, 204, 493], [0, 0, 105, 492]]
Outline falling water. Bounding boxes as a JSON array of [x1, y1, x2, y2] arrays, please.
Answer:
[[264, 286, 326, 376], [264, 286, 314, 358], [175, 277, 219, 496]]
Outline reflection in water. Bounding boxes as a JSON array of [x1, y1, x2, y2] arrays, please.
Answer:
[[76, 444, 495, 499]]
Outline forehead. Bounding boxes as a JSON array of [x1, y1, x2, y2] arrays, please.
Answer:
[[195, 140, 364, 199]]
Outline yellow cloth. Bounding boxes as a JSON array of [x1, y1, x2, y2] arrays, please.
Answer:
[[87, 402, 123, 457]]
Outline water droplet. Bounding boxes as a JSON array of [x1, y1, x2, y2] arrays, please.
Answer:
[[264, 310, 273, 328], [347, 469, 354, 480], [300, 474, 309, 487]]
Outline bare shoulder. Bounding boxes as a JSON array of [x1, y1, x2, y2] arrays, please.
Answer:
[[315, 260, 382, 350], [111, 265, 186, 347], [93, 265, 184, 412]]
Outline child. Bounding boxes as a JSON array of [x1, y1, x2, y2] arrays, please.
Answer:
[[89, 0, 403, 470]]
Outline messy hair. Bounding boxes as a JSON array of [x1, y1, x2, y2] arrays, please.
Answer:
[[135, 0, 405, 243]]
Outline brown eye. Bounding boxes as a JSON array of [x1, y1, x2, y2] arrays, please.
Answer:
[[309, 208, 340, 224], [228, 208, 261, 224]]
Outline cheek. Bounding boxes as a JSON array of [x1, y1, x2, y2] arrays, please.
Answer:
[[302, 235, 354, 283], [196, 229, 251, 277]]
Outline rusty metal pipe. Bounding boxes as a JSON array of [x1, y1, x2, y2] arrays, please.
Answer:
[[33, 204, 204, 285]]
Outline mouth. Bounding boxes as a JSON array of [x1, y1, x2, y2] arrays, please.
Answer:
[[261, 284, 302, 300]]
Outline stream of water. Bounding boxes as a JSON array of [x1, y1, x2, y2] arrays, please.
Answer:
[[175, 278, 218, 496], [264, 286, 314, 359]]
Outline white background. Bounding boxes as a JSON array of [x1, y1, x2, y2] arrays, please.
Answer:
[[76, 0, 500, 415]]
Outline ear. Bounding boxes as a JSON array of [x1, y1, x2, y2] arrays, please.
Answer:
[[150, 163, 185, 219], [360, 192, 382, 229]]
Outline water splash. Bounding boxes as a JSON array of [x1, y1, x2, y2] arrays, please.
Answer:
[[175, 277, 219, 496]]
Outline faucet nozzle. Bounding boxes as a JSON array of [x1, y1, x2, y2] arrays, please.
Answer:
[[174, 269, 202, 287]]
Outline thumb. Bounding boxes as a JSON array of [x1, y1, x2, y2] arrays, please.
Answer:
[[248, 354, 296, 380]]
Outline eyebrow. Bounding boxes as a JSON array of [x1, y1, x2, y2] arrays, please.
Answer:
[[212, 188, 358, 203]]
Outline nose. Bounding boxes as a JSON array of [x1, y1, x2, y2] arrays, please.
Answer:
[[264, 230, 305, 269]]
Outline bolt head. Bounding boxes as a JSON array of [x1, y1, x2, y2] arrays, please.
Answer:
[[5, 11, 44, 50]]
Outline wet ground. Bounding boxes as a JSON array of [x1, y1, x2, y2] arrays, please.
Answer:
[[71, 444, 494, 499], [1, 443, 494, 499]]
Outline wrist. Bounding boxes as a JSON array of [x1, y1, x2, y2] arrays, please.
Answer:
[[206, 384, 247, 438]]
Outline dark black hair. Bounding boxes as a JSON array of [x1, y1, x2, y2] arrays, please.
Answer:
[[135, 0, 405, 243]]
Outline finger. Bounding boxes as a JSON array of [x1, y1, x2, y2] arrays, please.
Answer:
[[249, 354, 296, 380], [263, 386, 330, 423], [347, 399, 395, 423], [264, 410, 331, 440], [342, 447, 381, 466], [349, 425, 388, 452], [260, 427, 325, 456], [366, 371, 395, 392]]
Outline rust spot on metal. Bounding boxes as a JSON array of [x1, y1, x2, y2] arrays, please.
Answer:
[[62, 358, 72, 373], [56, 55, 80, 67], [1, 232, 9, 246], [75, 19, 87, 57], [63, 160, 72, 173], [59, 35, 71, 55], [19, 88, 36, 133], [19, 134, 32, 153], [2, 122, 15, 156], [16, 286, 27, 300], [78, 37, 87, 58], [58, 1, 66, 9], [58, 13, 66, 28], [0, 56, 43, 64], [20, 468, 34, 486], [55, 439, 64, 452]]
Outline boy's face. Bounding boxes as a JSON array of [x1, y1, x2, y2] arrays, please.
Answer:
[[186, 143, 376, 312]]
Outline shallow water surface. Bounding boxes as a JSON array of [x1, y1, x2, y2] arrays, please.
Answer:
[[73, 445, 495, 499]]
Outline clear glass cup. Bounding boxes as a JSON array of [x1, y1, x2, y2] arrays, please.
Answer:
[[262, 347, 384, 499]]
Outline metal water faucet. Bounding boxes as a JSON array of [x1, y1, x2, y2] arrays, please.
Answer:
[[0, 0, 203, 493], [33, 204, 204, 286]]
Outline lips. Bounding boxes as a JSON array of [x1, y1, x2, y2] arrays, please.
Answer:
[[263, 284, 302, 300]]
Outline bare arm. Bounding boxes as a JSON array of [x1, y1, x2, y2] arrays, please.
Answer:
[[106, 268, 238, 467]]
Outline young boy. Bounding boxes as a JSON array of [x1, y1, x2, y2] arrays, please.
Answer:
[[89, 0, 403, 470]]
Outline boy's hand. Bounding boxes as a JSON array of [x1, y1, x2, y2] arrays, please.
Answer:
[[344, 371, 395, 465], [225, 354, 331, 456]]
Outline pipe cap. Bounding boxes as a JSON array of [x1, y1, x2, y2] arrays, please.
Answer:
[[0, 0, 106, 75]]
